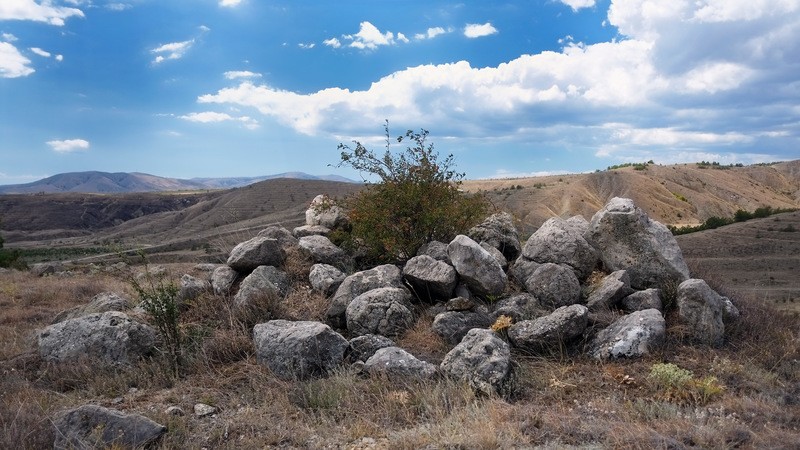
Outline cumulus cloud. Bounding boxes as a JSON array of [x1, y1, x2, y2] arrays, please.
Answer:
[[560, 0, 596, 11], [0, 41, 34, 78], [0, 0, 85, 26], [151, 39, 194, 64], [47, 139, 90, 153], [463, 23, 498, 38], [29, 47, 50, 57], [179, 111, 259, 129], [415, 27, 447, 40], [323, 37, 341, 48], [343, 21, 398, 50], [2, 33, 18, 42], [224, 70, 261, 80]]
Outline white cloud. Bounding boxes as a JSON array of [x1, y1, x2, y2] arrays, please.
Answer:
[[344, 21, 397, 50], [2, 33, 18, 42], [415, 27, 448, 40], [47, 139, 90, 153], [199, 25, 211, 32], [560, 0, 596, 11], [0, 41, 34, 78], [179, 111, 259, 129], [298, 42, 315, 49], [150, 39, 194, 64], [0, 0, 85, 26], [30, 47, 50, 57], [323, 37, 341, 48], [224, 70, 261, 80], [55, 54, 63, 61], [464, 23, 498, 38], [219, 0, 243, 7], [106, 3, 132, 11]]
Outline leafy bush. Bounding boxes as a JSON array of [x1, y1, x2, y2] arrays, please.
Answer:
[[334, 122, 490, 264]]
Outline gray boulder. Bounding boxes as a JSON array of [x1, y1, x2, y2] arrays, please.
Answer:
[[348, 334, 396, 363], [178, 274, 211, 302], [586, 270, 635, 312], [447, 235, 507, 297], [298, 234, 352, 269], [677, 279, 725, 347], [305, 194, 348, 229], [491, 293, 547, 322], [345, 287, 415, 337], [227, 236, 285, 272], [309, 263, 346, 296], [585, 197, 690, 289], [509, 257, 541, 285], [232, 265, 283, 315], [508, 304, 589, 352], [326, 264, 404, 329], [38, 312, 158, 365], [51, 292, 130, 324], [590, 309, 666, 359], [416, 240, 450, 262], [432, 310, 492, 345], [440, 329, 512, 396], [522, 217, 599, 280], [211, 265, 239, 296], [402, 255, 458, 301], [564, 215, 590, 235], [481, 242, 508, 270], [621, 288, 663, 312], [292, 224, 331, 238], [524, 263, 581, 308], [720, 296, 740, 322], [253, 320, 348, 380], [258, 225, 299, 250], [363, 346, 437, 379], [31, 261, 65, 277], [53, 404, 166, 450], [467, 212, 521, 261]]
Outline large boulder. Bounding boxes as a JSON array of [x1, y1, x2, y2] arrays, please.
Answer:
[[590, 309, 666, 359], [347, 334, 396, 363], [585, 270, 635, 312], [232, 265, 283, 316], [211, 265, 239, 296], [523, 263, 581, 308], [53, 404, 166, 450], [467, 212, 522, 261], [345, 287, 415, 337], [508, 304, 589, 353], [522, 217, 599, 280], [416, 240, 450, 263], [447, 235, 507, 297], [584, 197, 690, 289], [491, 293, 547, 322], [363, 346, 437, 379], [51, 292, 130, 324], [621, 288, 663, 312], [257, 225, 299, 250], [305, 194, 348, 229], [31, 261, 66, 277], [178, 273, 211, 302], [38, 312, 158, 365], [326, 264, 404, 329], [253, 320, 348, 380], [509, 257, 541, 285], [309, 263, 346, 296], [227, 236, 285, 272], [298, 235, 352, 269], [440, 329, 512, 396], [432, 310, 492, 345], [677, 279, 725, 347], [402, 255, 458, 301]]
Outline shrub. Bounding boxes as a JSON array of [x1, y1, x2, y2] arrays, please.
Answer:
[[0, 227, 24, 269], [334, 121, 490, 264], [647, 363, 725, 405]]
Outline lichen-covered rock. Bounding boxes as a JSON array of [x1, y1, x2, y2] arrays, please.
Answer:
[[211, 265, 239, 296], [585, 270, 635, 312], [258, 225, 299, 250], [402, 255, 457, 301], [522, 217, 599, 279], [467, 212, 521, 261], [232, 265, 283, 315], [481, 242, 509, 270], [590, 309, 665, 359], [298, 235, 352, 269], [447, 235, 507, 297], [508, 304, 588, 353], [677, 279, 725, 347], [440, 328, 512, 396], [364, 346, 437, 379], [347, 334, 396, 363], [621, 288, 663, 312], [53, 404, 166, 450], [227, 236, 285, 272], [490, 293, 547, 322], [509, 257, 541, 285], [305, 194, 348, 229], [585, 197, 690, 289], [416, 240, 450, 263], [309, 263, 346, 296], [326, 264, 404, 329], [178, 273, 211, 302], [523, 263, 581, 308], [51, 292, 131, 324], [293, 224, 331, 238], [345, 287, 415, 337], [432, 310, 492, 345], [38, 312, 158, 365], [253, 320, 348, 380]]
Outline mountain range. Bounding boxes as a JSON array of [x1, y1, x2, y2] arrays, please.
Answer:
[[0, 171, 356, 194]]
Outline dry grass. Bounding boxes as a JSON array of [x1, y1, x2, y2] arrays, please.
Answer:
[[2, 264, 799, 449]]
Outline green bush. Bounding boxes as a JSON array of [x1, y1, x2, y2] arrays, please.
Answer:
[[335, 122, 490, 264], [0, 228, 24, 269]]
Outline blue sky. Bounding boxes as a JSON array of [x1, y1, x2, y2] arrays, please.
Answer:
[[1, 0, 798, 184]]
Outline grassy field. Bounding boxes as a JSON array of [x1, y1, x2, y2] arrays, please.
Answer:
[[1, 259, 798, 449]]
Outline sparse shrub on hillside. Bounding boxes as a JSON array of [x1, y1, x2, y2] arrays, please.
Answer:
[[0, 226, 24, 269], [333, 121, 490, 264]]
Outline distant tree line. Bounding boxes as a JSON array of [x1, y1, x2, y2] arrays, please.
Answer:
[[669, 206, 799, 235], [696, 161, 744, 170]]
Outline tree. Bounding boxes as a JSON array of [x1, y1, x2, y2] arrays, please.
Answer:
[[334, 121, 490, 264]]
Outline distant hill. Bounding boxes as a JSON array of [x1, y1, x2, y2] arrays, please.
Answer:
[[0, 171, 356, 194]]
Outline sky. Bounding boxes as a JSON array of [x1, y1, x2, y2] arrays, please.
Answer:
[[0, 0, 798, 185]]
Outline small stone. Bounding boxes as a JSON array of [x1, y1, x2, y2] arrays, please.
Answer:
[[165, 406, 185, 416], [194, 403, 217, 417]]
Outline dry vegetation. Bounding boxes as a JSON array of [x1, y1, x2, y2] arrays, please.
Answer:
[[1, 259, 798, 449]]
